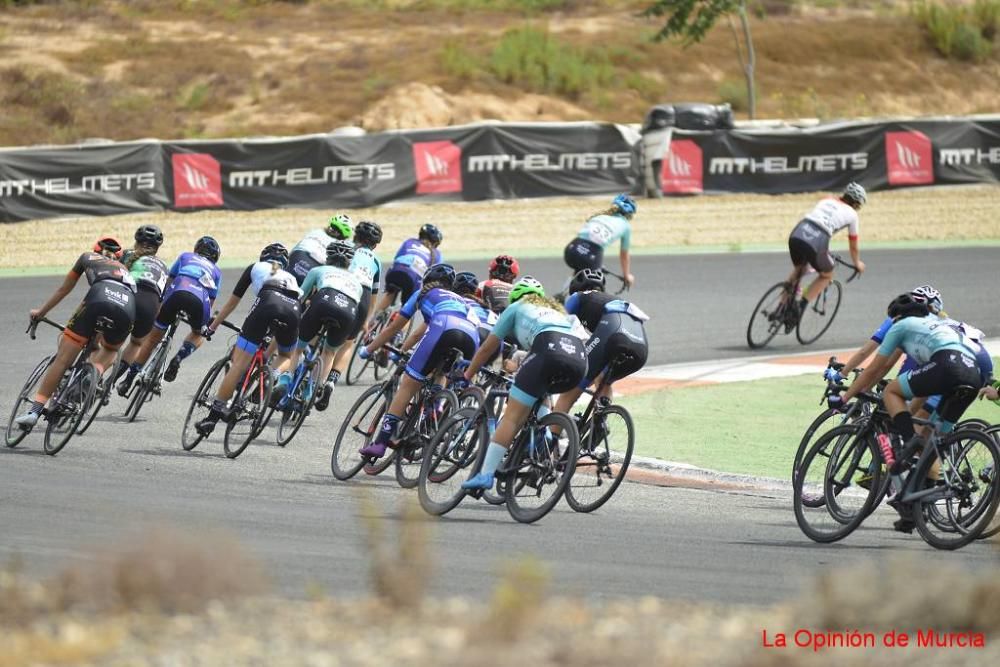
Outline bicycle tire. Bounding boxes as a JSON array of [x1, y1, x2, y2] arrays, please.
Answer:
[[796, 280, 843, 346], [331, 383, 389, 480], [181, 356, 230, 451], [43, 364, 98, 456], [565, 404, 635, 514], [345, 315, 387, 386], [77, 353, 120, 436], [417, 407, 486, 516], [126, 343, 167, 423], [6, 355, 53, 448], [276, 359, 324, 447], [980, 424, 1000, 539], [223, 363, 272, 459], [504, 411, 579, 524], [746, 282, 790, 349], [457, 385, 486, 410], [396, 388, 459, 489]]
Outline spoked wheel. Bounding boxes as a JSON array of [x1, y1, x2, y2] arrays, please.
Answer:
[[331, 384, 389, 480], [565, 404, 635, 513], [125, 348, 166, 423], [796, 280, 843, 345], [6, 355, 53, 448], [223, 364, 272, 459], [792, 425, 880, 543], [396, 388, 459, 489], [980, 425, 1000, 540], [345, 316, 387, 386], [746, 282, 791, 349], [504, 412, 579, 524], [77, 352, 121, 436], [181, 356, 230, 451], [276, 361, 323, 447], [457, 385, 485, 410], [913, 429, 1000, 550], [418, 407, 487, 516], [43, 364, 99, 456]]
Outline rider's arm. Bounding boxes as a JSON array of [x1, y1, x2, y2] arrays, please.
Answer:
[[619, 247, 633, 286], [842, 351, 897, 402], [34, 271, 80, 318], [842, 339, 878, 376], [366, 313, 409, 353], [401, 321, 427, 352]]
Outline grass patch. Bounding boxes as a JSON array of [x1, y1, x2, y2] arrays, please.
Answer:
[[912, 0, 1000, 61]]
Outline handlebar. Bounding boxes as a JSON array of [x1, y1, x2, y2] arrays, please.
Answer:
[[26, 316, 64, 340], [203, 319, 241, 340], [600, 266, 630, 295], [833, 255, 860, 283]]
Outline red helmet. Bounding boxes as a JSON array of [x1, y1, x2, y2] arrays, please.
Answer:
[[94, 236, 123, 259], [489, 254, 519, 281]]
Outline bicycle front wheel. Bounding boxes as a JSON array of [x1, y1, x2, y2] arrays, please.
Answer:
[[44, 364, 99, 456], [181, 356, 230, 451], [223, 364, 272, 459], [504, 412, 579, 524], [565, 404, 634, 513], [746, 282, 790, 349], [276, 360, 324, 447], [796, 280, 843, 346], [396, 388, 459, 489], [6, 355, 52, 448], [417, 407, 486, 516], [77, 351, 121, 436], [331, 384, 389, 480]]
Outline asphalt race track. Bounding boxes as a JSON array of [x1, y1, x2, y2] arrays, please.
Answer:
[[1, 248, 997, 605]]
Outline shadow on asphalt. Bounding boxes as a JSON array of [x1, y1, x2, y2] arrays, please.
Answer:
[[727, 539, 895, 550], [121, 447, 228, 459], [0, 447, 49, 457]]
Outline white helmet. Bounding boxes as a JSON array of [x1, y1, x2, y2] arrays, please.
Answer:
[[910, 284, 943, 314], [843, 182, 867, 207]]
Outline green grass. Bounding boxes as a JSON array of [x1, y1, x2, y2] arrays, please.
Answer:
[[620, 370, 1000, 480]]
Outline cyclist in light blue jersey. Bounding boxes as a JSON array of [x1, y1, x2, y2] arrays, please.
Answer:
[[561, 194, 636, 295], [462, 277, 588, 491]]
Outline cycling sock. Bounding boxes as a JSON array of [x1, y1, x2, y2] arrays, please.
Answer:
[[374, 414, 401, 446], [536, 404, 551, 419], [482, 442, 507, 475], [892, 412, 916, 441], [329, 370, 341, 385], [176, 341, 196, 361]]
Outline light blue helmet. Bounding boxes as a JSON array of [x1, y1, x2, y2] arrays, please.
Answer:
[[612, 193, 637, 218]]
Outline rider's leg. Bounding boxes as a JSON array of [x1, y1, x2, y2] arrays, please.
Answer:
[[359, 373, 422, 457], [15, 334, 85, 426], [164, 329, 203, 382], [135, 326, 165, 365], [91, 338, 120, 375], [461, 397, 532, 488], [195, 347, 254, 432], [802, 270, 834, 303]]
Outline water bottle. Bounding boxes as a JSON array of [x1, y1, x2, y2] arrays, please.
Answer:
[[877, 433, 895, 468]]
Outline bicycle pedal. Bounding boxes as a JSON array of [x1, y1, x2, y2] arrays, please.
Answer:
[[468, 489, 484, 500]]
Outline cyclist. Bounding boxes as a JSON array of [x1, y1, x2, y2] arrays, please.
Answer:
[[478, 254, 519, 314], [562, 194, 636, 295], [124, 236, 221, 389], [115, 225, 169, 396], [288, 214, 353, 286], [195, 243, 302, 436], [292, 241, 362, 407], [552, 268, 649, 426], [358, 263, 479, 459], [461, 276, 588, 490], [15, 238, 137, 429], [369, 223, 444, 319], [322, 220, 384, 410], [787, 182, 867, 319]]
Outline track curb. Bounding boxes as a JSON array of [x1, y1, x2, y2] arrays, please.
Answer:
[[622, 453, 791, 493]]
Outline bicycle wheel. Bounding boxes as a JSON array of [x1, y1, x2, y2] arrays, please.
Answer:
[[181, 356, 230, 451], [6, 356, 53, 448], [746, 282, 790, 349], [77, 353, 120, 436], [980, 425, 1000, 539], [504, 412, 579, 524], [565, 404, 635, 514], [457, 385, 485, 410], [223, 364, 272, 459], [331, 384, 389, 480], [913, 429, 1000, 550], [796, 280, 842, 346], [126, 344, 166, 423], [792, 425, 879, 543], [276, 360, 323, 447], [345, 317, 386, 386], [418, 407, 486, 516], [396, 388, 458, 489], [43, 364, 99, 456]]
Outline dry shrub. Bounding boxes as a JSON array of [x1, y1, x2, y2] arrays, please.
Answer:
[[358, 491, 433, 610], [481, 556, 550, 642]]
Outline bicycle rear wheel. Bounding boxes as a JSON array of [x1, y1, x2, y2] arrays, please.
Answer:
[[796, 280, 843, 346], [181, 356, 230, 451], [418, 407, 486, 515], [504, 412, 579, 524], [126, 346, 166, 423], [6, 355, 52, 448], [276, 360, 323, 447], [565, 404, 634, 513], [396, 388, 458, 489], [44, 364, 99, 456], [77, 352, 121, 436], [331, 384, 389, 480], [980, 424, 1000, 539], [746, 282, 790, 349], [223, 364, 272, 459]]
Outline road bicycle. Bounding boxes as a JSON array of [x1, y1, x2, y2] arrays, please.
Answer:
[[76, 346, 123, 436], [746, 255, 858, 350], [271, 321, 339, 447], [122, 312, 189, 422], [344, 306, 413, 386]]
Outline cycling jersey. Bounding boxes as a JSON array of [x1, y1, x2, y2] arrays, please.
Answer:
[[463, 297, 497, 330], [490, 298, 577, 351], [292, 229, 334, 265], [478, 279, 512, 314], [165, 252, 222, 300], [577, 213, 632, 251], [565, 291, 618, 331], [301, 265, 362, 304], [400, 287, 477, 325], [122, 251, 169, 297], [349, 246, 382, 293], [802, 197, 859, 238], [392, 238, 442, 277], [69, 252, 137, 292], [878, 316, 977, 365], [232, 262, 302, 300]]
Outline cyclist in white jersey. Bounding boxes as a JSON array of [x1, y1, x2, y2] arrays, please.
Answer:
[[288, 214, 353, 285], [787, 182, 867, 316]]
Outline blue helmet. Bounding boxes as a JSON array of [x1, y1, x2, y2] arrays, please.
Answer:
[[194, 236, 221, 263], [453, 271, 479, 295], [612, 194, 637, 218], [422, 263, 455, 289]]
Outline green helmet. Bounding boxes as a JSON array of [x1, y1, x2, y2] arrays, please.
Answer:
[[509, 276, 545, 303], [328, 214, 353, 239]]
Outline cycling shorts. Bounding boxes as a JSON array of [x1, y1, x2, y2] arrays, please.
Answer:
[[289, 250, 322, 287], [65, 280, 136, 347], [298, 288, 358, 349], [788, 220, 834, 273], [131, 285, 161, 339], [239, 288, 301, 354], [582, 312, 648, 386], [899, 349, 982, 423], [405, 314, 479, 382], [383, 267, 420, 302], [349, 286, 373, 340], [563, 238, 604, 273], [511, 331, 587, 406], [155, 288, 207, 331]]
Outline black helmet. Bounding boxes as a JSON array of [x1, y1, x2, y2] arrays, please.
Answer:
[[260, 242, 289, 268], [453, 271, 479, 296], [569, 268, 606, 294], [134, 224, 163, 248], [422, 263, 455, 289], [418, 223, 443, 246], [354, 220, 383, 246], [326, 240, 355, 267], [194, 236, 221, 263], [887, 293, 930, 320]]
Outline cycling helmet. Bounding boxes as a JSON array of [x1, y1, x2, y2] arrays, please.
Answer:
[[94, 236, 123, 259], [194, 235, 221, 263], [418, 223, 443, 246], [612, 193, 637, 218], [843, 182, 867, 208], [422, 263, 455, 289], [134, 224, 163, 248], [509, 276, 545, 303], [453, 271, 479, 296], [260, 242, 289, 268], [354, 220, 383, 246], [326, 240, 355, 267], [887, 293, 930, 320], [328, 214, 353, 239], [569, 268, 606, 294], [489, 254, 519, 282], [910, 284, 943, 314]]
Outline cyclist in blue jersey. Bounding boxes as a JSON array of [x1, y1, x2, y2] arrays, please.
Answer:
[[453, 270, 505, 367], [358, 264, 479, 459], [461, 276, 588, 490], [288, 214, 353, 285], [368, 223, 444, 320], [115, 225, 169, 395], [125, 236, 221, 388], [561, 194, 636, 295]]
